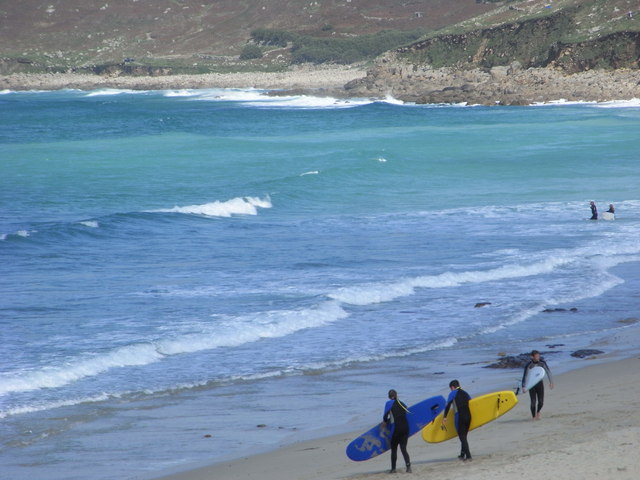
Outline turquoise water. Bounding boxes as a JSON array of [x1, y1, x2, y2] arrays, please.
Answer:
[[1, 89, 640, 479]]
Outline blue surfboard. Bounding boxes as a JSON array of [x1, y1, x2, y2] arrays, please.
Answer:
[[346, 395, 446, 461]]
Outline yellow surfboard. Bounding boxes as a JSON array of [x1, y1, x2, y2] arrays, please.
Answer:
[[421, 390, 517, 443]]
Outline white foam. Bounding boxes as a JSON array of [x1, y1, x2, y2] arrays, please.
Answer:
[[594, 98, 640, 108], [168, 87, 371, 108], [0, 301, 348, 396], [241, 95, 373, 109], [151, 196, 272, 217], [329, 255, 574, 306], [0, 343, 164, 395], [158, 300, 347, 356], [300, 170, 319, 176], [79, 220, 99, 228], [425, 199, 633, 220], [0, 229, 35, 239], [84, 88, 147, 97], [479, 272, 625, 335], [163, 89, 203, 97], [187, 88, 268, 102], [0, 393, 114, 419], [165, 87, 401, 109], [0, 89, 13, 95], [379, 94, 404, 105], [531, 99, 594, 107]]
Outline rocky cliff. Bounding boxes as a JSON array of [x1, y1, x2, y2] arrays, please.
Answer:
[[344, 7, 640, 105], [395, 9, 640, 72]]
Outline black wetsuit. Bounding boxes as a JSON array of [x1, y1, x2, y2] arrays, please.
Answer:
[[444, 388, 472, 460], [590, 203, 598, 220], [383, 399, 410, 471], [522, 359, 553, 417]]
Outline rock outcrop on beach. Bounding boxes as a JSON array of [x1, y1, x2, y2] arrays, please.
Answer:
[[344, 56, 640, 105], [485, 351, 563, 369], [343, 2, 640, 105], [571, 349, 605, 358]]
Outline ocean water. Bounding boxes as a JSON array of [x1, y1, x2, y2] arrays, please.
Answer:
[[1, 89, 640, 480]]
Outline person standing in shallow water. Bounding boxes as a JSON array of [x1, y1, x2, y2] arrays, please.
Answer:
[[383, 389, 411, 473], [522, 350, 554, 420], [443, 380, 472, 462], [590, 201, 598, 220]]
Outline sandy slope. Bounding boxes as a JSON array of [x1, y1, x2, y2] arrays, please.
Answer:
[[153, 355, 640, 480]]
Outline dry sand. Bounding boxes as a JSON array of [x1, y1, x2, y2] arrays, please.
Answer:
[[0, 66, 366, 92], [154, 356, 640, 480]]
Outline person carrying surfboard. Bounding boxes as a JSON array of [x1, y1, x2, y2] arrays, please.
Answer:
[[589, 201, 598, 220], [383, 389, 412, 473], [521, 350, 554, 420], [442, 380, 472, 462]]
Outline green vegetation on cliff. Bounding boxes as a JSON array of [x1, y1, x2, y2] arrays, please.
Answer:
[[1, 0, 638, 74], [251, 29, 424, 64], [397, 0, 640, 71]]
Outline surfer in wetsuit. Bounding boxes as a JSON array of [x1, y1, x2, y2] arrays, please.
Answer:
[[607, 204, 615, 214], [521, 350, 554, 420], [383, 389, 411, 473], [589, 201, 598, 220], [442, 380, 472, 462]]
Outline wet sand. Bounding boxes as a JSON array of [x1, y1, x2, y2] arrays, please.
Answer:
[[153, 355, 640, 480]]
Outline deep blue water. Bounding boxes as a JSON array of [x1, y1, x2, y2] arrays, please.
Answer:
[[1, 89, 640, 480]]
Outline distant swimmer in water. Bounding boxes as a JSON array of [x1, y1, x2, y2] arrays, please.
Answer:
[[607, 204, 615, 214], [589, 201, 598, 220]]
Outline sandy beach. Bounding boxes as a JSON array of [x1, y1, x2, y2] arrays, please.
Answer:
[[154, 355, 640, 480], [0, 65, 366, 93], [4, 64, 639, 106]]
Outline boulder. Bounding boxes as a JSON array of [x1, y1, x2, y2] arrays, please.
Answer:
[[485, 351, 559, 369], [490, 66, 510, 79], [474, 302, 492, 308], [484, 353, 531, 369], [571, 349, 604, 358]]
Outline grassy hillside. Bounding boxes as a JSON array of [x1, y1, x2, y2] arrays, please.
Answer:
[[439, 0, 640, 41], [1, 0, 637, 74], [0, 0, 494, 73]]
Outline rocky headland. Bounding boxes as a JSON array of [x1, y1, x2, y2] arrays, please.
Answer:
[[344, 57, 640, 105], [3, 1, 639, 105]]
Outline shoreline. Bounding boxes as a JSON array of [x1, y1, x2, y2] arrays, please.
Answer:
[[149, 259, 640, 480], [152, 352, 640, 480], [3, 64, 640, 106]]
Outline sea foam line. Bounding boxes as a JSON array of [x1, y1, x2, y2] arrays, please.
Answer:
[[84, 88, 149, 97], [0, 254, 586, 395], [3, 245, 638, 397], [0, 300, 347, 396], [0, 229, 32, 240], [328, 255, 575, 306], [149, 196, 272, 217], [171, 87, 374, 109], [241, 95, 373, 109], [0, 335, 458, 419]]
